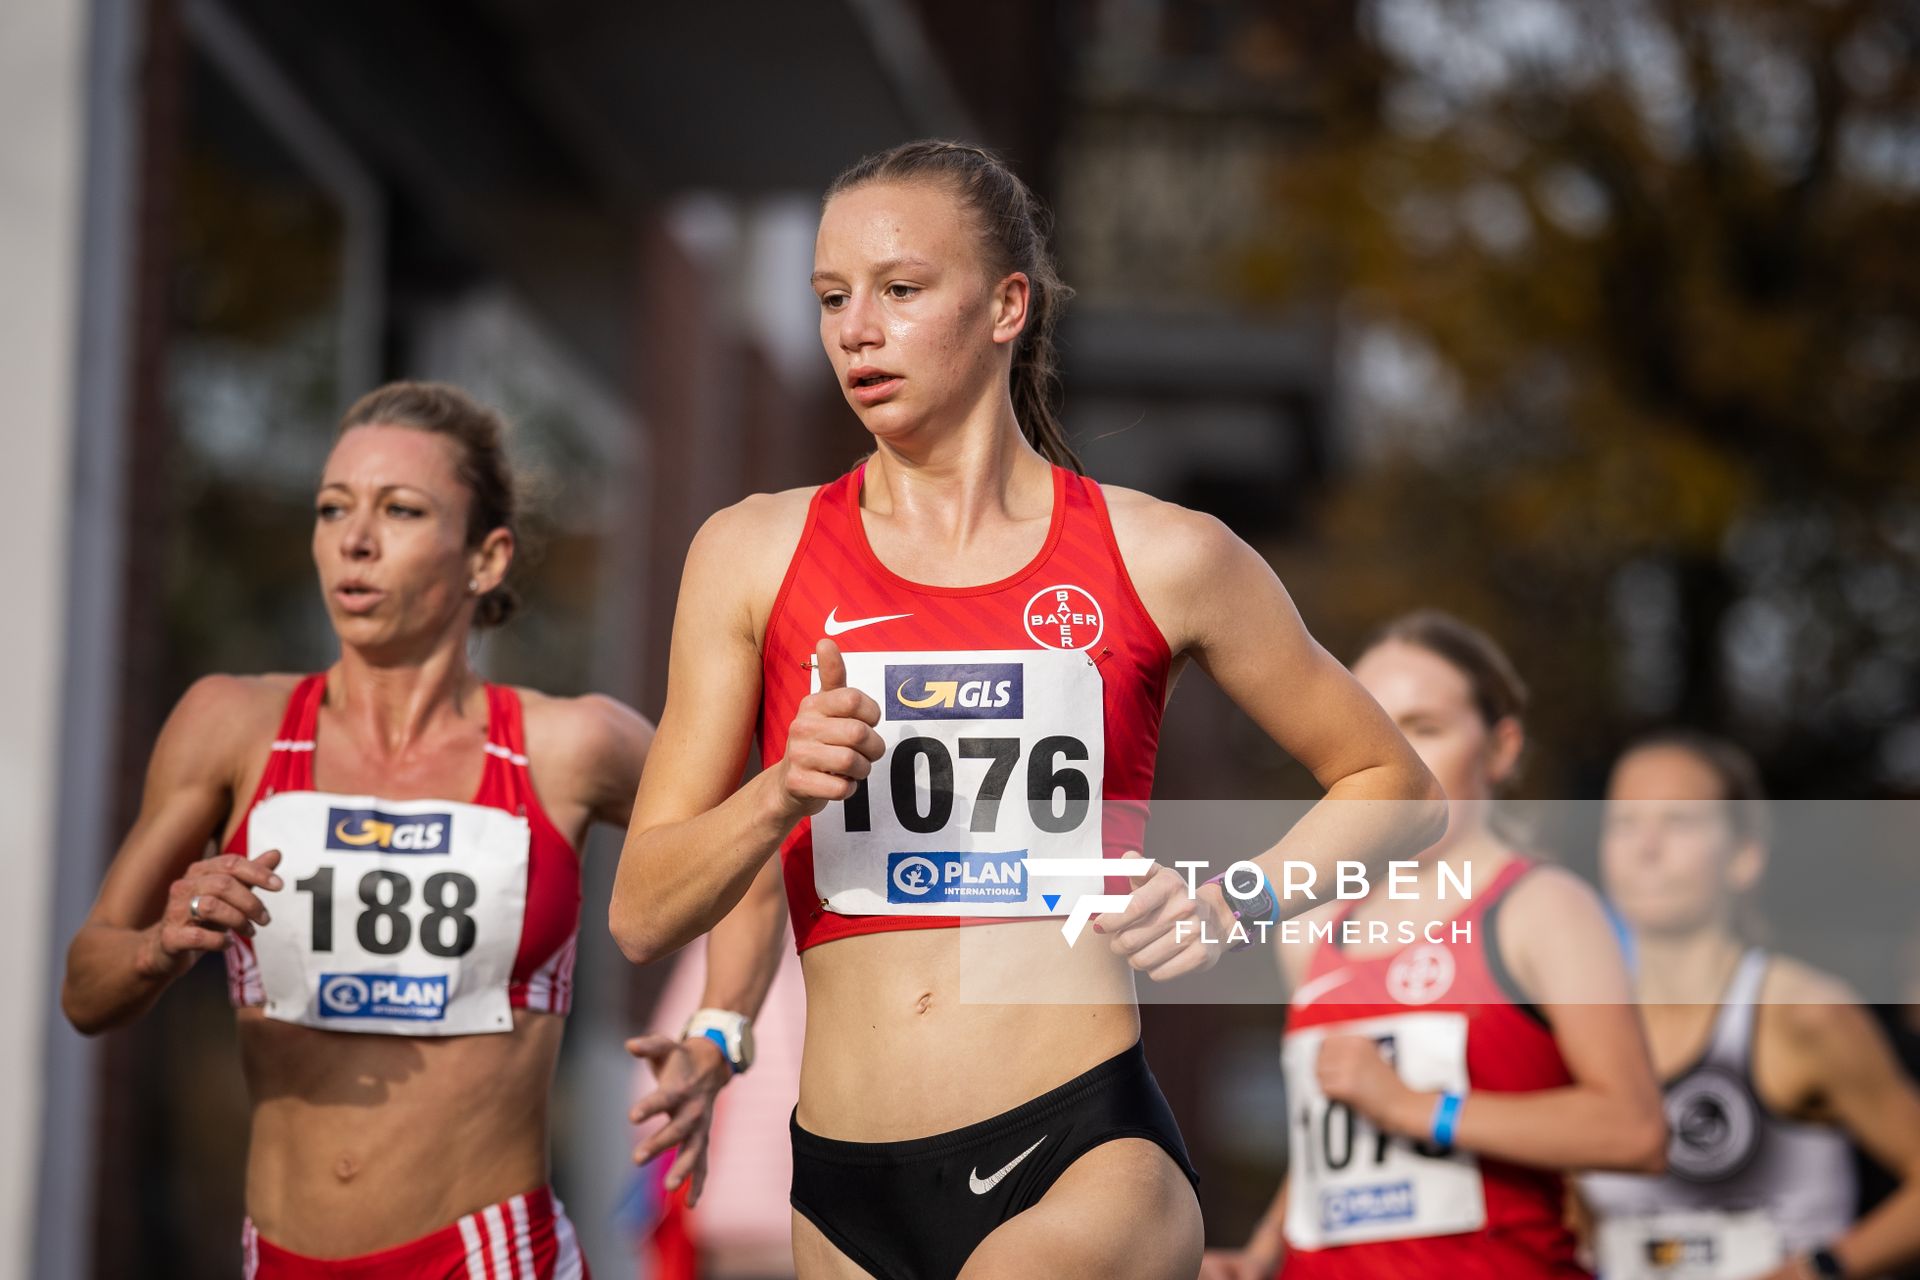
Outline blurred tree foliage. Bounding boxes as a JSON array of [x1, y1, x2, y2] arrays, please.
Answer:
[[1230, 0, 1920, 795]]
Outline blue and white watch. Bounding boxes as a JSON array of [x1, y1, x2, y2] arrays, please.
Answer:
[[682, 1008, 755, 1075]]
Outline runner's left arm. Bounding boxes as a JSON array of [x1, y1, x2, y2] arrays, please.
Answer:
[[1772, 999, 1920, 1279], [1097, 498, 1447, 980]]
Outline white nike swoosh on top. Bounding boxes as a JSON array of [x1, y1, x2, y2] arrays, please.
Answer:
[[823, 608, 913, 636], [1291, 968, 1356, 1009], [968, 1136, 1047, 1195]]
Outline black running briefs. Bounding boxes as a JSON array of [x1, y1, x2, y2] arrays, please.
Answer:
[[789, 1039, 1198, 1280]]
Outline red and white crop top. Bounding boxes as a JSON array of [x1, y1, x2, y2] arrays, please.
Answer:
[[223, 673, 580, 1020]]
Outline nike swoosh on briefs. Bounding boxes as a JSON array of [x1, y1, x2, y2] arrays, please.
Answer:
[[823, 608, 913, 636], [969, 1136, 1047, 1195]]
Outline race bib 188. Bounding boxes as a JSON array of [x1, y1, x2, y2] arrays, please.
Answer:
[[1282, 1012, 1487, 1249], [247, 792, 529, 1036], [809, 649, 1106, 917]]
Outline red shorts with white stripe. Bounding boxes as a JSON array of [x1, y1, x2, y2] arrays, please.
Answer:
[[241, 1187, 588, 1279]]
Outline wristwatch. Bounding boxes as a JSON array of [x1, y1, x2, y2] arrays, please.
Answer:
[[1807, 1246, 1846, 1280], [1205, 866, 1281, 952], [682, 1008, 755, 1074]]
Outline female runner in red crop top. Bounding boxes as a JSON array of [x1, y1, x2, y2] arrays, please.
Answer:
[[1202, 611, 1665, 1280], [610, 141, 1447, 1280], [61, 383, 771, 1277]]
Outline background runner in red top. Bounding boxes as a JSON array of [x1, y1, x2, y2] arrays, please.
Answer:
[[1281, 859, 1584, 1280], [1202, 610, 1664, 1280], [760, 460, 1169, 951]]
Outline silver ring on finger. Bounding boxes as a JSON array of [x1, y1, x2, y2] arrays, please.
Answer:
[[188, 894, 205, 922]]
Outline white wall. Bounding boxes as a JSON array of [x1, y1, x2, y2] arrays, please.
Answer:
[[0, 0, 90, 1276]]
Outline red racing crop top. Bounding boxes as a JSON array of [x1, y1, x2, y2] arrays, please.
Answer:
[[760, 462, 1172, 952]]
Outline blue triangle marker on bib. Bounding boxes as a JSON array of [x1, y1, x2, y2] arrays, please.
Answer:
[[1042, 894, 1061, 911]]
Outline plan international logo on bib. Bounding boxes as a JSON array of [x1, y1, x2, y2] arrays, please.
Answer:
[[1321, 1181, 1417, 1232], [325, 807, 453, 853], [317, 972, 449, 1021], [888, 852, 1029, 904], [885, 663, 1022, 721]]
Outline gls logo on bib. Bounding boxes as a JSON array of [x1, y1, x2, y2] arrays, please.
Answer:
[[326, 807, 453, 854], [886, 663, 1022, 721], [317, 972, 449, 1020], [887, 852, 1029, 903]]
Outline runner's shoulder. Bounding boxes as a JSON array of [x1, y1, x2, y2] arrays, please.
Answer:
[[1761, 955, 1863, 1039], [515, 688, 652, 771], [160, 673, 304, 781], [1762, 953, 1856, 1004], [1494, 861, 1619, 992], [172, 672, 302, 731], [1502, 860, 1606, 918], [1097, 485, 1257, 586], [686, 486, 826, 634], [688, 486, 817, 577], [1098, 485, 1234, 554], [700, 485, 818, 545]]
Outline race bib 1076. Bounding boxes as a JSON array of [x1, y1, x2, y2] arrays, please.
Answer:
[[247, 792, 529, 1036], [809, 649, 1107, 917]]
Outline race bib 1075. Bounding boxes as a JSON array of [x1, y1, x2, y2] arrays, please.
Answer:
[[1282, 1012, 1487, 1249], [809, 649, 1107, 917]]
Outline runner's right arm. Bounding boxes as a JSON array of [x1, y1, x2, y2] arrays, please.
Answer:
[[61, 675, 282, 1034], [610, 498, 882, 965]]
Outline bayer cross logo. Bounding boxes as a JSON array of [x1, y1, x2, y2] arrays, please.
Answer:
[[1024, 584, 1105, 651], [891, 855, 939, 897], [1385, 944, 1456, 1005]]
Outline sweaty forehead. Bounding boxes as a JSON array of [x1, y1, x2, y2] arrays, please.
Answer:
[[815, 181, 975, 272], [323, 424, 461, 491], [1608, 747, 1724, 803]]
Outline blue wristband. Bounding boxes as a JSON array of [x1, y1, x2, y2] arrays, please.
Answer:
[[1430, 1091, 1464, 1150], [697, 1027, 737, 1073]]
